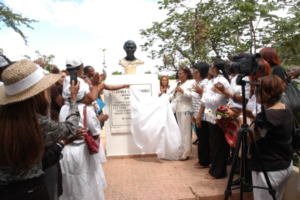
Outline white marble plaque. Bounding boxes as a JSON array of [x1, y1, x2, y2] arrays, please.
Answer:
[[104, 74, 158, 156], [110, 84, 151, 127]]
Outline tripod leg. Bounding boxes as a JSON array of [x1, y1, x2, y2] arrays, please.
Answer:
[[224, 129, 243, 200], [248, 131, 277, 200]]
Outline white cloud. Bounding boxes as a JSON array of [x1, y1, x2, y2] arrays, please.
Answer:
[[2, 0, 170, 75]]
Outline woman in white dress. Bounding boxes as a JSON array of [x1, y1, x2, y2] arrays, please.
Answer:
[[169, 67, 195, 161], [59, 76, 107, 200]]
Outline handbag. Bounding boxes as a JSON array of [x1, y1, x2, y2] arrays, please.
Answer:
[[278, 71, 300, 112], [83, 106, 100, 155], [292, 114, 300, 151]]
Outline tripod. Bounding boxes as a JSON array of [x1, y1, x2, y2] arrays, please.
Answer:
[[224, 74, 277, 200]]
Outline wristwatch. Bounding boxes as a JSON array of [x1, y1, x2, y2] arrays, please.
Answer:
[[233, 94, 237, 102]]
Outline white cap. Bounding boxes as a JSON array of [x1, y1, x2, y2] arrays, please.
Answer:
[[0, 55, 14, 68], [62, 76, 90, 102], [66, 56, 82, 69]]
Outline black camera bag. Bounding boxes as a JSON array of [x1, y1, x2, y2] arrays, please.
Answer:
[[278, 73, 300, 112]]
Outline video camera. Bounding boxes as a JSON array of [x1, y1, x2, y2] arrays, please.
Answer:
[[228, 53, 261, 76]]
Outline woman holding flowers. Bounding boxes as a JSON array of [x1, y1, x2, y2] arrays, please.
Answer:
[[196, 58, 231, 179]]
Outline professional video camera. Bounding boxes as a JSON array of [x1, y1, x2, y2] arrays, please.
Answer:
[[228, 53, 261, 76]]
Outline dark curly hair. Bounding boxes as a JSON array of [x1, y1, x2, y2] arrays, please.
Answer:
[[179, 67, 193, 80]]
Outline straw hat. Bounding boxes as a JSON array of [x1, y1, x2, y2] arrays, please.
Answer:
[[0, 60, 61, 105]]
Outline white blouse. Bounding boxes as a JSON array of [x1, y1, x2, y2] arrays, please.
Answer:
[[228, 75, 251, 106], [169, 79, 195, 113], [201, 76, 230, 122]]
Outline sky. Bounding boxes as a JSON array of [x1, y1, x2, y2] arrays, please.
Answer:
[[0, 0, 171, 75], [0, 0, 288, 75]]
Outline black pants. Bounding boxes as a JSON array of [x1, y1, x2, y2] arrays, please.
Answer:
[[196, 121, 211, 166], [0, 175, 50, 200], [208, 123, 230, 179]]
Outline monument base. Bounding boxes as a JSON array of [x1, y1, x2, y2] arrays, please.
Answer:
[[124, 67, 136, 74], [104, 74, 158, 157]]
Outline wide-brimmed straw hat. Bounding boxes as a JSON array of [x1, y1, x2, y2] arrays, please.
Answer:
[[0, 60, 61, 105]]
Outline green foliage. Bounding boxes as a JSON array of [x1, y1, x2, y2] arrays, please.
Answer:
[[35, 50, 55, 72], [145, 70, 152, 74], [272, 1, 300, 66], [141, 0, 300, 72], [0, 2, 38, 45], [22, 55, 31, 60], [112, 71, 122, 75]]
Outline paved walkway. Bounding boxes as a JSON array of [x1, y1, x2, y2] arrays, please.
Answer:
[[101, 136, 252, 200]]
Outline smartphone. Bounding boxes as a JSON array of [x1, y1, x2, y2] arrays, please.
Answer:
[[70, 70, 77, 85]]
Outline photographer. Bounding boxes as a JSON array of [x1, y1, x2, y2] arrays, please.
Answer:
[[246, 59, 272, 119], [226, 75, 293, 200]]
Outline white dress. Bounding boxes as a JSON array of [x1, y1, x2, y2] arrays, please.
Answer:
[[59, 103, 107, 200], [130, 87, 183, 160]]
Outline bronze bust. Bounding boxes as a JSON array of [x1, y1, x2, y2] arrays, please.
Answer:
[[119, 40, 144, 74]]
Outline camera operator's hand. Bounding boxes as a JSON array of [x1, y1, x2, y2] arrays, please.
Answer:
[[70, 80, 80, 101], [91, 73, 100, 86], [124, 85, 130, 89], [213, 82, 226, 94], [193, 84, 203, 96], [226, 105, 242, 118], [246, 109, 256, 119]]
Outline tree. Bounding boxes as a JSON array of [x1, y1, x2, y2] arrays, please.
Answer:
[[35, 50, 55, 72], [112, 71, 122, 75], [272, 1, 300, 65], [140, 0, 283, 72], [0, 2, 38, 45], [140, 0, 211, 72]]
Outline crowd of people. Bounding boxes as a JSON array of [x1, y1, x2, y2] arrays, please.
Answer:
[[0, 55, 130, 200], [0, 46, 299, 200], [158, 47, 299, 200]]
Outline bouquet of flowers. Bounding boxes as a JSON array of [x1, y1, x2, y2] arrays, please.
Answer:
[[215, 105, 239, 147]]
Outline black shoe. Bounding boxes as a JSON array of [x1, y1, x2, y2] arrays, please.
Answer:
[[192, 139, 199, 145], [232, 179, 240, 186]]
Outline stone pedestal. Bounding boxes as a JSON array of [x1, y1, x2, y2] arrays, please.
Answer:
[[124, 67, 136, 74], [119, 58, 144, 75], [104, 74, 158, 156]]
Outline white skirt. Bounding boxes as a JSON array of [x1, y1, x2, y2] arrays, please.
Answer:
[[59, 141, 107, 200]]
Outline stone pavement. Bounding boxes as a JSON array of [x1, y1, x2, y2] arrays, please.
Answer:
[[101, 136, 254, 200]]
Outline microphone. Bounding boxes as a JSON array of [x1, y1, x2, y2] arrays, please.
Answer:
[[174, 81, 181, 97]]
